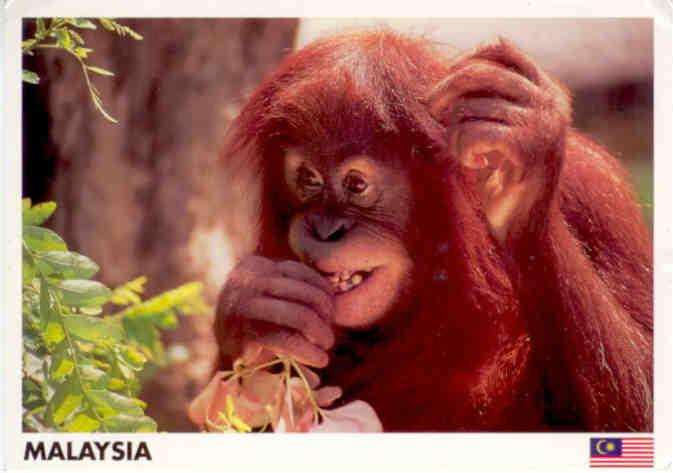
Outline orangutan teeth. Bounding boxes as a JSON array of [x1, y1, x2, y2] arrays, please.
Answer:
[[327, 270, 370, 293]]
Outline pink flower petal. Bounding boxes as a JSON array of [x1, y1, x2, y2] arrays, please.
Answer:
[[314, 386, 342, 407], [187, 372, 232, 428], [309, 400, 383, 433], [236, 371, 284, 427], [188, 370, 286, 430]]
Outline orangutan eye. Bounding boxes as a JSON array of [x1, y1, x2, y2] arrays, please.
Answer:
[[296, 165, 323, 193], [344, 171, 368, 195]]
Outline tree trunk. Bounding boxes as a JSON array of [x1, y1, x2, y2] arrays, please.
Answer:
[[22, 18, 298, 431]]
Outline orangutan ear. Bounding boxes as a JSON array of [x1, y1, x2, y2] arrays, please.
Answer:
[[457, 143, 543, 243]]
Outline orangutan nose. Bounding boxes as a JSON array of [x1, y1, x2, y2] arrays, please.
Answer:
[[305, 213, 355, 242]]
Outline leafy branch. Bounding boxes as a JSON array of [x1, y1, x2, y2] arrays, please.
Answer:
[[22, 18, 143, 123], [22, 199, 210, 432]]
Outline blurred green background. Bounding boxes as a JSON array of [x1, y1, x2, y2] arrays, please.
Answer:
[[574, 84, 653, 225]]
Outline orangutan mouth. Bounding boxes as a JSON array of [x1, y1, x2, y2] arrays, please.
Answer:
[[322, 268, 376, 294]]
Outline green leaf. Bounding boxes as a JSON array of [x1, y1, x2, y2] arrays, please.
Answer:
[[79, 306, 103, 315], [24, 225, 67, 252], [97, 18, 142, 40], [74, 341, 95, 353], [156, 311, 178, 330], [50, 346, 74, 379], [48, 378, 83, 425], [92, 358, 111, 370], [67, 28, 85, 45], [36, 18, 47, 36], [23, 201, 56, 225], [54, 28, 73, 49], [63, 413, 100, 432], [107, 378, 126, 391], [98, 18, 115, 31], [50, 357, 74, 379], [103, 413, 156, 432], [23, 329, 41, 352], [74, 47, 93, 58], [44, 320, 65, 346], [22, 198, 32, 213], [68, 18, 97, 29], [78, 363, 105, 380], [125, 276, 147, 293], [118, 346, 146, 370], [58, 280, 110, 307], [86, 66, 114, 76], [63, 315, 123, 344], [120, 282, 207, 319], [122, 317, 160, 357], [22, 39, 37, 49], [110, 276, 147, 305], [78, 363, 107, 386], [110, 288, 141, 305], [22, 248, 36, 284], [115, 358, 134, 380], [38, 251, 99, 279], [87, 390, 144, 419], [126, 29, 143, 41], [23, 352, 44, 379], [22, 377, 45, 409], [39, 277, 50, 329], [22, 69, 40, 84], [23, 413, 46, 432], [132, 398, 147, 409]]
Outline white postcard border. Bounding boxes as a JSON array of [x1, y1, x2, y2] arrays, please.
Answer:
[[2, 1, 671, 471]]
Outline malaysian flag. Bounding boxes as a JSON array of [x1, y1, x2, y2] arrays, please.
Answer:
[[590, 437, 654, 468]]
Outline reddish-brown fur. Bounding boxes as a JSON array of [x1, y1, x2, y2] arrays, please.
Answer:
[[217, 31, 652, 431]]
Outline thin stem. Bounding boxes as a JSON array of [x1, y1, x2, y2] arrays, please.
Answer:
[[225, 358, 285, 382], [289, 358, 325, 421], [32, 43, 61, 50]]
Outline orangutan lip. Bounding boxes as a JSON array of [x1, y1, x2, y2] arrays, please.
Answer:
[[319, 267, 377, 294]]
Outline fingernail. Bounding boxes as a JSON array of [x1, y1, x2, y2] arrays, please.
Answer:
[[325, 331, 335, 349]]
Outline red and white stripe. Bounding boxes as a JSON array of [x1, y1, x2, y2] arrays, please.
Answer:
[[590, 437, 654, 468]]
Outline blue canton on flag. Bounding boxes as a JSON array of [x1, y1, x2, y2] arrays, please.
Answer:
[[590, 437, 654, 468]]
